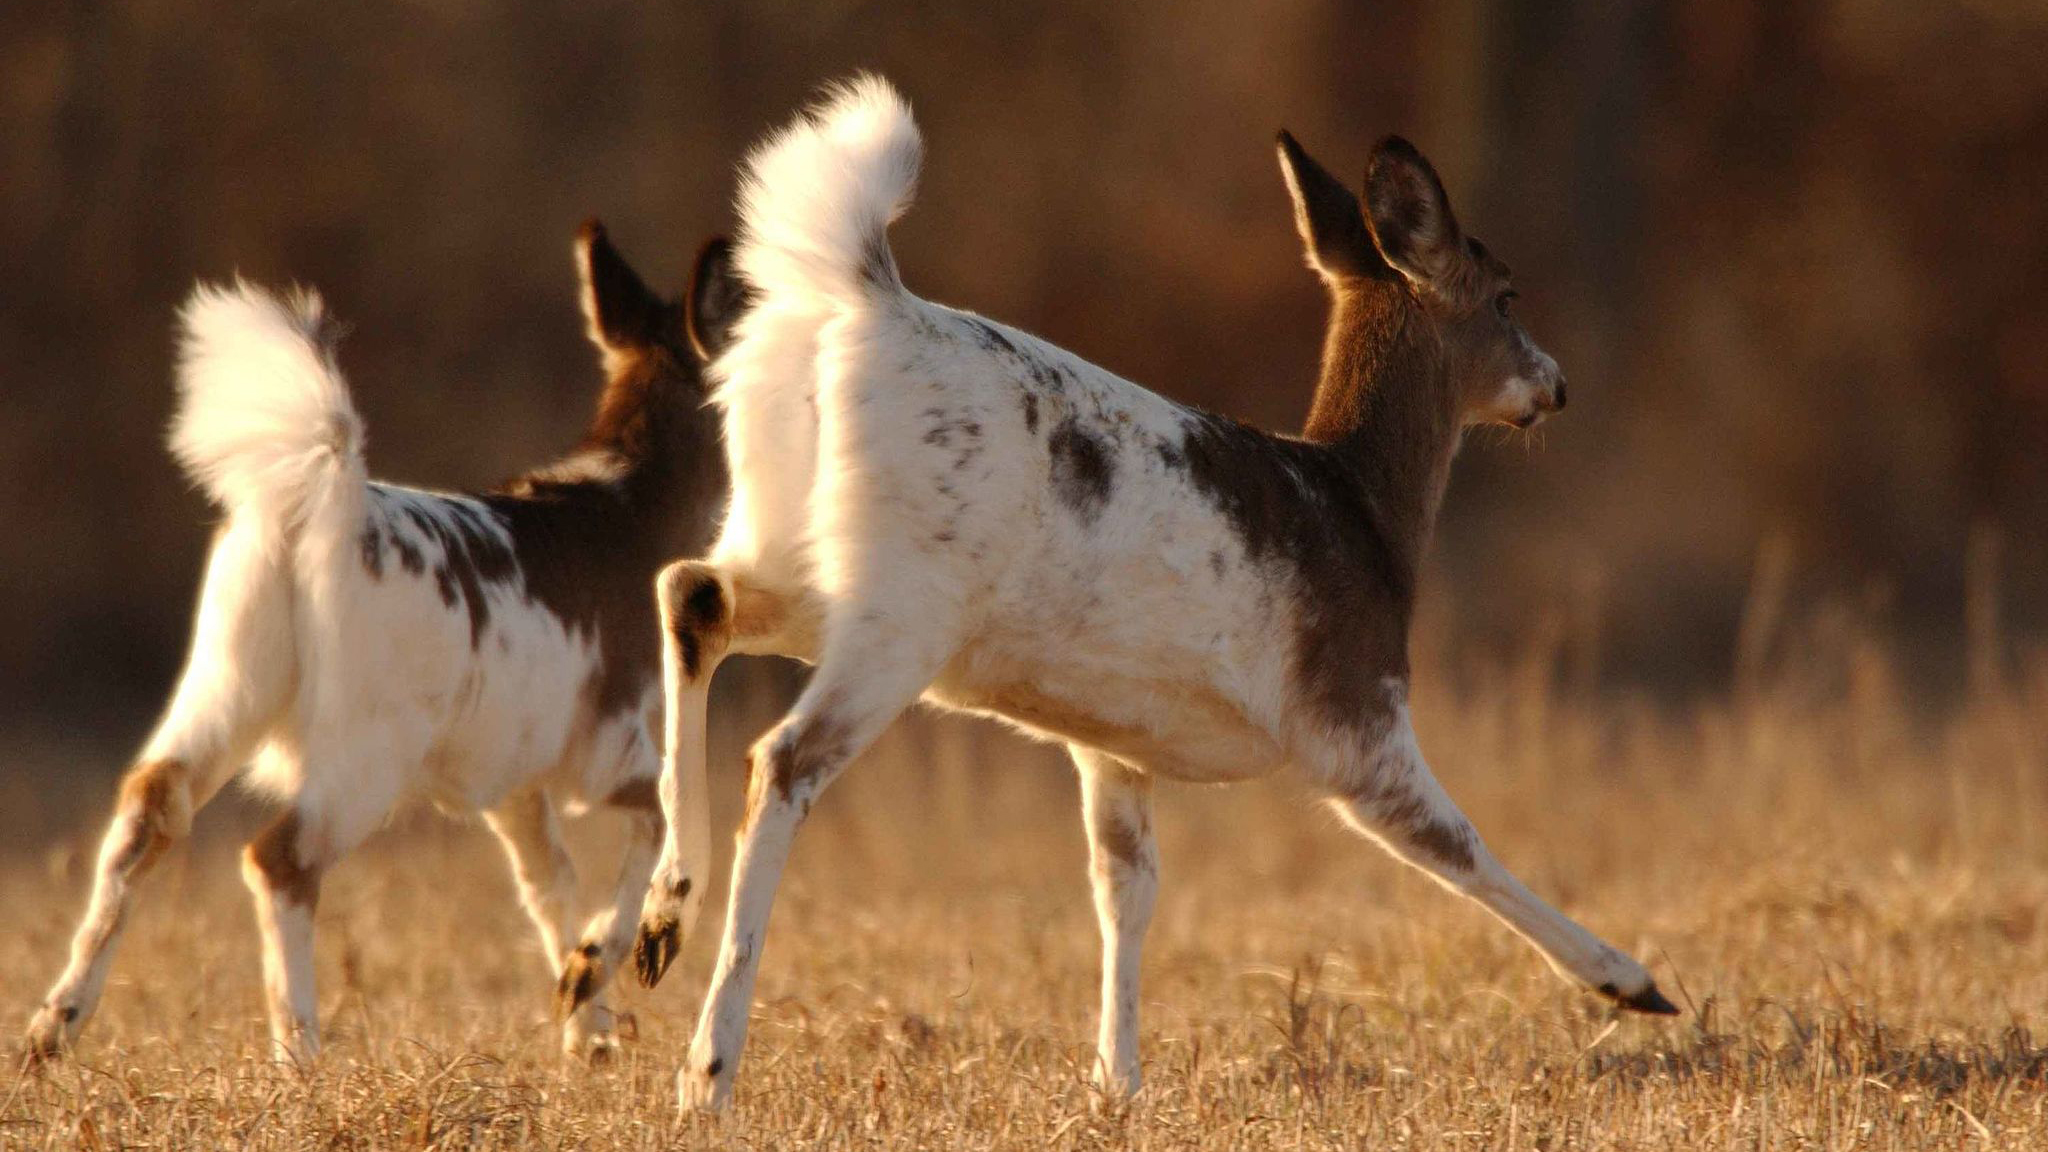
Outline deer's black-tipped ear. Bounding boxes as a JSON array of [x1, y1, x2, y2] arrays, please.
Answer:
[[1276, 130, 1381, 284], [576, 218, 665, 356], [683, 237, 751, 362], [1364, 136, 1465, 292]]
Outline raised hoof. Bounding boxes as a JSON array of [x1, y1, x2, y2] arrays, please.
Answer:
[[1601, 980, 1681, 1016], [556, 945, 605, 1020], [635, 916, 681, 989]]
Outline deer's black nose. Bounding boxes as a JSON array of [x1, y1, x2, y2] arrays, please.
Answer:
[[1551, 378, 1567, 411]]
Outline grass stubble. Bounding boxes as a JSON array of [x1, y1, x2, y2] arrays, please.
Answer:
[[3, 642, 2045, 1149]]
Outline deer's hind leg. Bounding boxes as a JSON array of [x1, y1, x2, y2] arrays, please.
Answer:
[[1308, 679, 1676, 1015], [482, 788, 618, 1060], [1071, 745, 1158, 1097], [674, 581, 964, 1113], [552, 740, 667, 1058], [26, 519, 293, 1061], [242, 753, 407, 1064]]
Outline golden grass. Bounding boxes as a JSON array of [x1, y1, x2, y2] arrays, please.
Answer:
[[4, 661, 2046, 1149]]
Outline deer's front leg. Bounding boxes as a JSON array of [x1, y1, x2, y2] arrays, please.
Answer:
[[1315, 682, 1677, 1015]]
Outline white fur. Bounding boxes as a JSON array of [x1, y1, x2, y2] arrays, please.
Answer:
[[27, 284, 662, 1063], [651, 78, 1659, 1110]]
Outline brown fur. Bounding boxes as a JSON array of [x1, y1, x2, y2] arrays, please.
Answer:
[[117, 758, 188, 839], [1153, 134, 1536, 730], [659, 561, 734, 682], [489, 337, 725, 716], [245, 812, 320, 908], [1048, 416, 1116, 523], [729, 581, 788, 641], [770, 706, 855, 803], [111, 758, 189, 872], [556, 942, 604, 1020], [1093, 809, 1151, 871], [423, 226, 738, 717], [604, 777, 660, 813]]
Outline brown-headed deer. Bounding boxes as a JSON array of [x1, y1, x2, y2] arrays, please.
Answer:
[[627, 77, 1673, 1111]]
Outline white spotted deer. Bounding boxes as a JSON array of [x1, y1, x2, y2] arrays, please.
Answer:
[[24, 222, 744, 1065], [627, 77, 1676, 1111]]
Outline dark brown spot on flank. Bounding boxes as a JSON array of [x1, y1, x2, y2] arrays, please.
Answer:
[[389, 527, 426, 576], [1048, 418, 1116, 524], [605, 777, 659, 813], [393, 503, 517, 648], [433, 564, 460, 609], [1022, 393, 1040, 434], [358, 523, 384, 578], [246, 811, 320, 908]]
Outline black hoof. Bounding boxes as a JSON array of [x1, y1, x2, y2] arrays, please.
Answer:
[[635, 917, 680, 989], [1600, 980, 1681, 1016]]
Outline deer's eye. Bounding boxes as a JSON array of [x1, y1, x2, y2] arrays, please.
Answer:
[[1494, 290, 1518, 318]]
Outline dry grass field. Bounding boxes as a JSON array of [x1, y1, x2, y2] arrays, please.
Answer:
[[4, 640, 2046, 1149]]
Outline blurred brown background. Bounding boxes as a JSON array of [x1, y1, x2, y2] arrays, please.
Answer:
[[4, 1, 2046, 782]]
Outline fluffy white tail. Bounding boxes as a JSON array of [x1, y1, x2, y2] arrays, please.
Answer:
[[170, 282, 367, 545], [734, 74, 922, 313]]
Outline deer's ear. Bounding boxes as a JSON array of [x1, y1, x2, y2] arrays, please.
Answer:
[[683, 237, 752, 362], [1276, 130, 1381, 284], [1364, 136, 1465, 292], [575, 218, 666, 357]]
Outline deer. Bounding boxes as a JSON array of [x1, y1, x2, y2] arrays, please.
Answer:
[[620, 77, 1677, 1112], [24, 221, 745, 1065]]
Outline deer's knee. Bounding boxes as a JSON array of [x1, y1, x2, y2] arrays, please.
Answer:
[[773, 715, 850, 803], [112, 757, 193, 869], [242, 812, 322, 909], [657, 561, 733, 680]]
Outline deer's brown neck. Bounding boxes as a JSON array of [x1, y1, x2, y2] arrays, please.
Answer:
[[504, 349, 726, 561], [1301, 285, 1462, 580]]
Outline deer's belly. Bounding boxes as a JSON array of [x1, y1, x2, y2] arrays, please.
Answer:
[[926, 654, 1282, 783]]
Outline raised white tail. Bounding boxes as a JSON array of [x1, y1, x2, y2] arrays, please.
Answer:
[[171, 282, 367, 549], [733, 74, 922, 313]]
